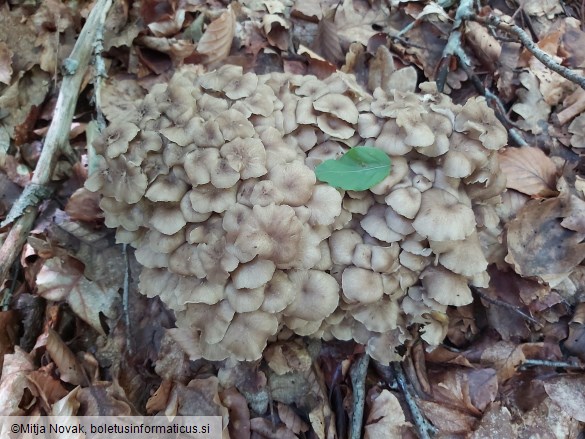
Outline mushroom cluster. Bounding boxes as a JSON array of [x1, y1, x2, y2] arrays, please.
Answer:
[[86, 65, 507, 363]]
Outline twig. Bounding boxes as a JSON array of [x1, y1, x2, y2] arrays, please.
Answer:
[[518, 358, 585, 371], [0, 0, 113, 285], [122, 243, 133, 356], [472, 287, 541, 326], [476, 14, 585, 91], [349, 353, 369, 439]]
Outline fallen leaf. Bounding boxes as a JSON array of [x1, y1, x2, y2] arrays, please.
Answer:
[[221, 387, 251, 439], [0, 41, 13, 84], [499, 146, 558, 197], [36, 256, 120, 334], [505, 198, 585, 285], [480, 341, 525, 383], [250, 417, 297, 439], [511, 72, 551, 135], [464, 21, 502, 67], [0, 347, 35, 415], [471, 403, 516, 439], [44, 329, 88, 386], [197, 6, 236, 65], [364, 389, 409, 439], [278, 402, 309, 434], [543, 375, 585, 422]]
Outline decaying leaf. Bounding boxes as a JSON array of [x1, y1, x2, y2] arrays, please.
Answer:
[[197, 6, 236, 65], [36, 257, 120, 334], [499, 146, 558, 197], [505, 197, 585, 285]]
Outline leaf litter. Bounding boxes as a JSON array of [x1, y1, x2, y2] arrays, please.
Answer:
[[1, 0, 585, 437]]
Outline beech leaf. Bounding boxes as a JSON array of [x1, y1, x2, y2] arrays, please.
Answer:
[[315, 146, 391, 191]]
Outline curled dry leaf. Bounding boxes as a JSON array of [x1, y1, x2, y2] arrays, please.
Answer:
[[197, 6, 236, 65], [45, 329, 88, 386], [36, 257, 120, 334], [499, 147, 558, 197], [505, 198, 585, 285]]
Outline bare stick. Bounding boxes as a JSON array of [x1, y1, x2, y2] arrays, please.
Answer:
[[349, 353, 370, 439], [0, 0, 113, 286], [477, 14, 585, 91]]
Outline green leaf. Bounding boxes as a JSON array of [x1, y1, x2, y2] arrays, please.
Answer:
[[315, 146, 392, 191]]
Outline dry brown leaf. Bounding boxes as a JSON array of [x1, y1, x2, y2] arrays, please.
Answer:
[[312, 11, 344, 63], [263, 14, 290, 52], [471, 403, 516, 439], [565, 303, 585, 360], [543, 375, 585, 422], [197, 6, 236, 65], [146, 380, 173, 414], [480, 341, 525, 383], [221, 387, 251, 439], [557, 88, 585, 126], [44, 329, 88, 386], [499, 147, 558, 197], [364, 389, 409, 439], [505, 198, 585, 285], [523, 0, 562, 18], [26, 366, 70, 409], [464, 21, 502, 67], [50, 386, 81, 416], [0, 310, 18, 372], [250, 418, 297, 439], [264, 341, 312, 375], [65, 187, 104, 223], [36, 256, 120, 334], [278, 402, 309, 434], [334, 0, 385, 47], [511, 72, 551, 135], [0, 347, 35, 415], [0, 41, 13, 85], [418, 399, 477, 434], [560, 193, 585, 233]]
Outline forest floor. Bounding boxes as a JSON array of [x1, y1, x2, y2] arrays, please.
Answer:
[[1, 0, 585, 437]]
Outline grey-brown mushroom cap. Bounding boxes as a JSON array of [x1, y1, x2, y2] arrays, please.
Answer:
[[412, 188, 476, 241], [284, 270, 340, 321]]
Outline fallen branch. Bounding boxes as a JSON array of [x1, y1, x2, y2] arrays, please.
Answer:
[[476, 14, 585, 91], [349, 353, 370, 439], [0, 0, 113, 286]]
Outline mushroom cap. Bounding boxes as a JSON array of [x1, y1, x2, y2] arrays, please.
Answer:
[[430, 232, 488, 277], [420, 266, 473, 306], [305, 185, 343, 226], [329, 229, 363, 265], [231, 259, 276, 289], [221, 137, 267, 179], [268, 160, 316, 206], [412, 188, 476, 241], [385, 187, 422, 219], [350, 297, 399, 332], [313, 94, 359, 123], [361, 205, 403, 242], [225, 284, 265, 313], [317, 114, 355, 139], [261, 270, 296, 313], [341, 267, 384, 304], [284, 270, 339, 321], [149, 205, 187, 235]]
